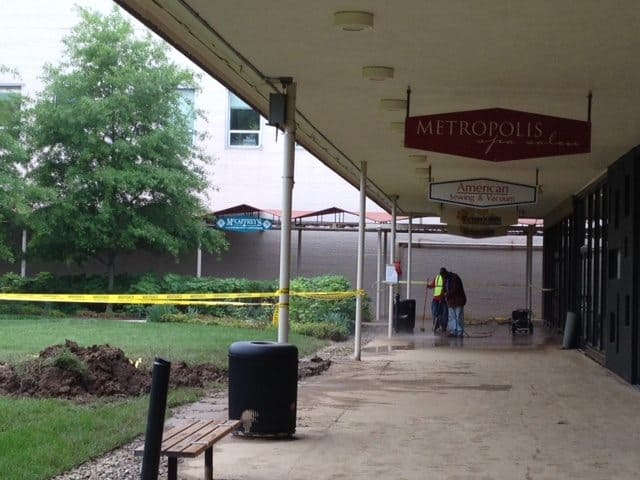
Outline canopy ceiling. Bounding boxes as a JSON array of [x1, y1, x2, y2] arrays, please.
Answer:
[[115, 0, 640, 219]]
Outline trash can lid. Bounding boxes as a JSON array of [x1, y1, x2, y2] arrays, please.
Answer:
[[229, 341, 298, 358]]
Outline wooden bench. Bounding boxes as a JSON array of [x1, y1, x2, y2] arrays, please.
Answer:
[[135, 419, 241, 480]]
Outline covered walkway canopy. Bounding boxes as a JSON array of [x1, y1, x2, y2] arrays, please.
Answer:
[[114, 1, 640, 380], [114, 1, 640, 220]]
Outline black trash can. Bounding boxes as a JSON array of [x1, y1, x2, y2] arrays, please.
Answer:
[[393, 295, 416, 333], [228, 341, 298, 437]]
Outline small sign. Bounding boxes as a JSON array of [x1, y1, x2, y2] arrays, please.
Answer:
[[441, 206, 518, 227], [447, 225, 510, 238], [430, 178, 536, 208], [405, 108, 591, 161], [215, 216, 273, 232], [385, 264, 399, 284]]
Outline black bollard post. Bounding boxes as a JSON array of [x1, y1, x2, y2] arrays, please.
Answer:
[[140, 357, 171, 480]]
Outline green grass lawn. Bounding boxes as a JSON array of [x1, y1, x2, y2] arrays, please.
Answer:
[[0, 389, 199, 480], [0, 316, 329, 480], [0, 316, 326, 365]]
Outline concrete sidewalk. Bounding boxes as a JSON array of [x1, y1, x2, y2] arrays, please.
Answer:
[[180, 323, 640, 479]]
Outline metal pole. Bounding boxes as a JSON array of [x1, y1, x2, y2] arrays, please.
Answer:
[[278, 82, 296, 343], [354, 161, 367, 360], [140, 357, 171, 480], [296, 229, 302, 271], [407, 216, 413, 299], [376, 228, 382, 321], [382, 230, 388, 320], [388, 196, 398, 337], [196, 244, 202, 278], [20, 229, 27, 278], [526, 227, 533, 313]]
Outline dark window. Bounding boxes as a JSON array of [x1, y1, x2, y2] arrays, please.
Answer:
[[0, 85, 22, 139], [608, 249, 620, 279], [625, 295, 630, 327], [614, 189, 620, 229], [177, 87, 196, 145], [228, 92, 261, 147], [624, 174, 630, 216], [609, 312, 615, 343]]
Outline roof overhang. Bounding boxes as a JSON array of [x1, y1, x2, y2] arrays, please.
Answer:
[[114, 0, 640, 219]]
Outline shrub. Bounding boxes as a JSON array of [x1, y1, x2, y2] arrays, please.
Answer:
[[0, 272, 371, 341], [289, 275, 364, 333], [0, 302, 66, 317], [146, 304, 178, 323], [291, 321, 350, 341], [0, 272, 28, 292]]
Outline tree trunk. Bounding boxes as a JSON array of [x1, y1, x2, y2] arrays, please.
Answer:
[[105, 251, 116, 313]]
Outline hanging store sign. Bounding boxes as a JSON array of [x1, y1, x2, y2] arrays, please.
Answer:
[[215, 216, 273, 232], [405, 108, 591, 161], [446, 225, 510, 239], [429, 178, 536, 208], [440, 206, 518, 228]]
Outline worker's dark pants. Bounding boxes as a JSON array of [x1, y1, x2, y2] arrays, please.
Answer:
[[431, 299, 448, 331]]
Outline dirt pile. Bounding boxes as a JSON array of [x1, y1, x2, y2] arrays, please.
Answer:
[[0, 340, 152, 398], [298, 356, 332, 378], [0, 340, 331, 399]]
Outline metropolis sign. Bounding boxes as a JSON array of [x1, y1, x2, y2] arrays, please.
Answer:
[[429, 178, 537, 208], [405, 108, 591, 161]]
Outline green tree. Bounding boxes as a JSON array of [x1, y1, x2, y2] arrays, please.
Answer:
[[27, 8, 227, 290], [0, 67, 30, 262]]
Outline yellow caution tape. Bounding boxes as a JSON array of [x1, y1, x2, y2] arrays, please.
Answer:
[[0, 292, 276, 303], [0, 289, 367, 305]]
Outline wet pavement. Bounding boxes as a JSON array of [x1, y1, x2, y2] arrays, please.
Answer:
[[362, 319, 558, 353], [177, 322, 640, 480]]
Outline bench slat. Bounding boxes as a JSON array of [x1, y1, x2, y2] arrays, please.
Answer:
[[160, 420, 213, 455], [180, 420, 240, 456], [134, 419, 240, 458]]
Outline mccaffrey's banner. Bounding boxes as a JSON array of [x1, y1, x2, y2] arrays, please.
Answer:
[[404, 108, 591, 161], [215, 216, 273, 232]]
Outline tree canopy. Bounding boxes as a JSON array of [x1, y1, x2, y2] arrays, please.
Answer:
[[26, 8, 226, 287], [0, 67, 30, 262]]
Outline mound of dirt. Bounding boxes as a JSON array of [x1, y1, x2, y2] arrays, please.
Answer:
[[0, 340, 331, 399], [0, 340, 152, 398], [298, 356, 332, 379]]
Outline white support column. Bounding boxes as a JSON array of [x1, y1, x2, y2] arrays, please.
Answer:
[[376, 228, 382, 321], [526, 227, 533, 313], [383, 230, 388, 319], [20, 229, 27, 278], [278, 82, 296, 344], [388, 196, 398, 337], [407, 216, 413, 299], [354, 161, 367, 360], [196, 244, 202, 278]]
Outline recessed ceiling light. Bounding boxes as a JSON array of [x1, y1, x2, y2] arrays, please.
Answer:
[[334, 11, 374, 31], [362, 66, 394, 81], [380, 99, 407, 111]]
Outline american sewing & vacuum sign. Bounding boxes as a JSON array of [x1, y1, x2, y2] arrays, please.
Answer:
[[429, 178, 537, 208], [405, 108, 591, 161]]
